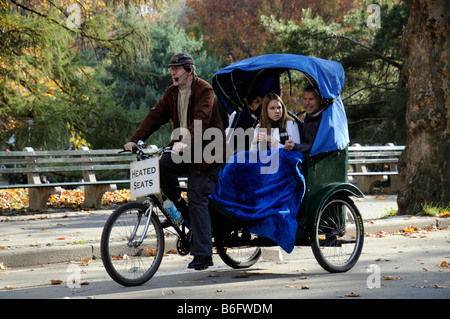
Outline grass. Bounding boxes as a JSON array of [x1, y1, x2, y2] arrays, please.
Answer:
[[420, 203, 450, 217], [382, 203, 450, 218]]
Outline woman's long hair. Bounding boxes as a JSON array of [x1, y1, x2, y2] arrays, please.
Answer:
[[259, 93, 294, 135]]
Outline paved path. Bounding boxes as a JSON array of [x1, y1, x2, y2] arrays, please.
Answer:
[[0, 195, 449, 267]]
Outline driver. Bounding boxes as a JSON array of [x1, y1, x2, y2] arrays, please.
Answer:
[[124, 53, 226, 270]]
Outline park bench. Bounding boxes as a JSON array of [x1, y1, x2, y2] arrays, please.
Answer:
[[347, 143, 405, 193], [1, 144, 405, 211], [0, 146, 156, 210]]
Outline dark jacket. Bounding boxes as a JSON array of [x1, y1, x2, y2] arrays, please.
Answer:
[[293, 112, 322, 153], [131, 77, 226, 172]]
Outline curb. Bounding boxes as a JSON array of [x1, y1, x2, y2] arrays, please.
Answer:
[[0, 238, 178, 268], [1, 217, 449, 268], [363, 215, 450, 234]]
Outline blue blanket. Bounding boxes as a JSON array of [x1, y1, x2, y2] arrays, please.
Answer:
[[210, 149, 305, 253]]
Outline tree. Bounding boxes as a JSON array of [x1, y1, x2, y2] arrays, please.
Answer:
[[185, 0, 360, 65], [102, 4, 221, 146], [397, 0, 449, 214], [0, 0, 149, 150], [0, 0, 180, 150], [262, 1, 408, 144]]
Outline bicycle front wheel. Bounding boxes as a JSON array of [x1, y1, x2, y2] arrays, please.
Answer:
[[101, 202, 164, 286]]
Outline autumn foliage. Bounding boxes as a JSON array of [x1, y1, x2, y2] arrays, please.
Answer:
[[0, 188, 130, 212], [186, 0, 360, 64]]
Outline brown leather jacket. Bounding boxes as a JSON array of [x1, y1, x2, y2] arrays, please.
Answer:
[[130, 76, 226, 172]]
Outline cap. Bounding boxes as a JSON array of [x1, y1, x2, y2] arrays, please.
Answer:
[[166, 53, 195, 67]]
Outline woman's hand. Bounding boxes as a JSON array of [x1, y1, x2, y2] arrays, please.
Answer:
[[284, 140, 294, 151]]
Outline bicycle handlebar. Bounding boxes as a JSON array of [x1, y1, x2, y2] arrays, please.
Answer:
[[119, 141, 176, 161]]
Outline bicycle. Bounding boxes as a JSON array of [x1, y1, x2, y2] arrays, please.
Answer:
[[100, 142, 261, 286]]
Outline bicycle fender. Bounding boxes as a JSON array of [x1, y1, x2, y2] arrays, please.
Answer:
[[304, 183, 364, 238]]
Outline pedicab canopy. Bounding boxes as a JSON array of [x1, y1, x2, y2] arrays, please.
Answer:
[[212, 54, 349, 156]]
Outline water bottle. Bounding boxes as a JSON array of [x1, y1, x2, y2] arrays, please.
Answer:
[[163, 199, 183, 226]]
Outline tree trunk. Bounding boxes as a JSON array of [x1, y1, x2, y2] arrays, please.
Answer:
[[397, 0, 449, 214]]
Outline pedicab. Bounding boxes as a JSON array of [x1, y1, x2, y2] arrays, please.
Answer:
[[100, 54, 364, 287], [209, 53, 364, 272]]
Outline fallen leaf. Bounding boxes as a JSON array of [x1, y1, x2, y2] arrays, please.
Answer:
[[383, 276, 400, 280], [345, 292, 361, 297], [375, 258, 391, 262], [404, 226, 418, 233], [412, 284, 426, 288], [51, 280, 63, 285], [301, 285, 310, 290], [434, 284, 447, 289], [81, 258, 91, 265], [56, 237, 65, 240], [145, 246, 156, 256], [233, 271, 250, 279], [0, 262, 10, 270], [440, 261, 448, 268]]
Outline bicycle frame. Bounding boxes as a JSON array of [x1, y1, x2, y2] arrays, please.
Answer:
[[127, 201, 154, 248]]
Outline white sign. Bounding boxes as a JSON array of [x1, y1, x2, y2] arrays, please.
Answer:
[[130, 157, 160, 199]]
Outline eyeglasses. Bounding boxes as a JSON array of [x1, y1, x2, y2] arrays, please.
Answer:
[[168, 66, 184, 72]]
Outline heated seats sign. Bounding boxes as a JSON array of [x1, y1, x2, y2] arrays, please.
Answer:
[[129, 157, 160, 199]]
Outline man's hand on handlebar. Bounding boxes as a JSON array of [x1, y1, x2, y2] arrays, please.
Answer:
[[124, 142, 137, 152]]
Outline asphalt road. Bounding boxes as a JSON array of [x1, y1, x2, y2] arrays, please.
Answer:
[[1, 226, 449, 301]]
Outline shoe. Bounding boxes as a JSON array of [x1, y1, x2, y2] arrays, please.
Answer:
[[188, 256, 213, 270]]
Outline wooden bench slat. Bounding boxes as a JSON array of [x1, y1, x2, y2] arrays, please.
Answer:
[[348, 145, 405, 152], [1, 164, 132, 174], [0, 149, 157, 158], [348, 158, 398, 164], [348, 171, 398, 176], [348, 151, 403, 157], [0, 155, 135, 166], [0, 180, 130, 189]]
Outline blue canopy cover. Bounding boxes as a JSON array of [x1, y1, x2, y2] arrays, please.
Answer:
[[212, 54, 349, 156]]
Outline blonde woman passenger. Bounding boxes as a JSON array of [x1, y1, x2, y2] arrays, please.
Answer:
[[250, 93, 300, 152]]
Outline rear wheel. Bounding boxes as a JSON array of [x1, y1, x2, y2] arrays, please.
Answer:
[[311, 194, 364, 273], [217, 245, 262, 269], [215, 230, 261, 269]]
